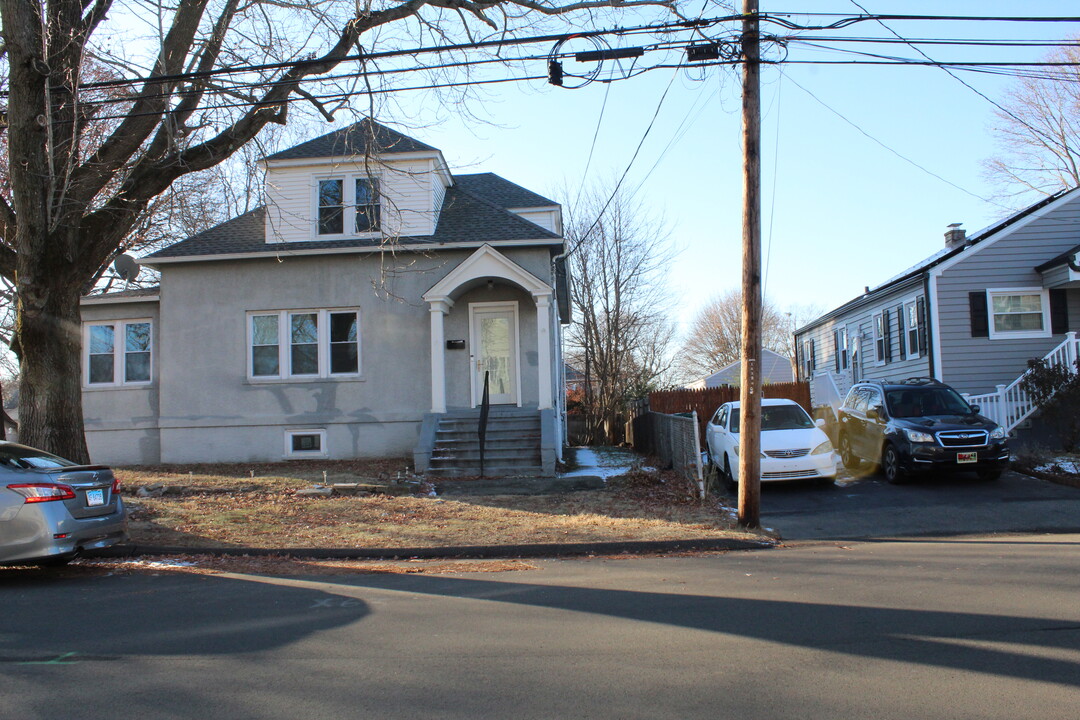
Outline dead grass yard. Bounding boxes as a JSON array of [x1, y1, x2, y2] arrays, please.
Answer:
[[114, 458, 759, 550]]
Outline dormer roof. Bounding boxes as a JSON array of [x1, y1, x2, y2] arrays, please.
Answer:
[[264, 118, 438, 161], [454, 173, 557, 209]]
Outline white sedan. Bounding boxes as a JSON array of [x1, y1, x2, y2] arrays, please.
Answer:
[[706, 398, 837, 488]]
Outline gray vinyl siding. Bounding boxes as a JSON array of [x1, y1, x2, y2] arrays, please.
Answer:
[[796, 277, 930, 409], [934, 191, 1080, 395]]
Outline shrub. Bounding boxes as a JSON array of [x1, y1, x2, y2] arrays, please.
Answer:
[[1020, 358, 1080, 451]]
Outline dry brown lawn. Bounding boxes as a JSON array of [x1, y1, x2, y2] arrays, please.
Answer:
[[114, 458, 759, 550]]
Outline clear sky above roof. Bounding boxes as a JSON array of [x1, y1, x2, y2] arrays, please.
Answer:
[[394, 1, 1080, 332]]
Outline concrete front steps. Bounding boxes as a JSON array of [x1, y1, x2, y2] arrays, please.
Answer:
[[426, 408, 543, 478]]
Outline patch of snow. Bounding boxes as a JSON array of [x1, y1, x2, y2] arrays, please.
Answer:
[[1036, 457, 1080, 474], [116, 559, 197, 568], [562, 446, 638, 479], [641, 466, 658, 473]]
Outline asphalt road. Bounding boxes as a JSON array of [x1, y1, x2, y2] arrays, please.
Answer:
[[3, 534, 1079, 719], [736, 468, 1080, 541]]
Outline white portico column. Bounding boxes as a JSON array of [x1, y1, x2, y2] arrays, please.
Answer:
[[535, 293, 553, 410], [429, 299, 452, 413]]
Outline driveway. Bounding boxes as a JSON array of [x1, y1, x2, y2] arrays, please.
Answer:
[[725, 468, 1080, 541]]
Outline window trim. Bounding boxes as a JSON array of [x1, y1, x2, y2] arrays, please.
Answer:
[[873, 313, 886, 365], [284, 429, 328, 459], [986, 287, 1052, 340], [903, 297, 921, 360], [84, 319, 154, 387], [247, 308, 361, 381], [311, 173, 381, 240]]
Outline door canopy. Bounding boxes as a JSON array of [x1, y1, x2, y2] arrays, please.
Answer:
[[423, 244, 552, 305]]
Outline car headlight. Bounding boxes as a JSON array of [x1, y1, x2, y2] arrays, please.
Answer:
[[811, 440, 834, 455], [990, 426, 1006, 440], [905, 429, 935, 443], [732, 444, 739, 456]]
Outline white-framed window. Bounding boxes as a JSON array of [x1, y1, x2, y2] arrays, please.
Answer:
[[834, 328, 848, 371], [285, 429, 327, 458], [314, 175, 380, 237], [802, 339, 815, 379], [248, 309, 360, 380], [85, 320, 152, 386], [904, 300, 921, 360], [987, 288, 1052, 339], [873, 313, 885, 363]]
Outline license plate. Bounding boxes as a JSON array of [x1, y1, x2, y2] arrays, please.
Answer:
[[957, 452, 977, 464], [86, 489, 105, 506]]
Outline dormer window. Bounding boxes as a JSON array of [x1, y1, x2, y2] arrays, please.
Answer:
[[315, 175, 380, 237]]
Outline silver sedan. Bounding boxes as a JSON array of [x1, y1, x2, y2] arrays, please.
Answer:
[[0, 441, 127, 566]]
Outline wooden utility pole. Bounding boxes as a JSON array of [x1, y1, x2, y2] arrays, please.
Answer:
[[737, 0, 762, 528]]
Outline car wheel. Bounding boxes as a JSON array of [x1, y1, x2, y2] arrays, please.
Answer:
[[977, 469, 1003, 482], [723, 456, 737, 491], [839, 434, 860, 470], [881, 444, 906, 484]]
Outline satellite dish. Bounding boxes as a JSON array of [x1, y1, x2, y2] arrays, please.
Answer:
[[113, 254, 140, 283]]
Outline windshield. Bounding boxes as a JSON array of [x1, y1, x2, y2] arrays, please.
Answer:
[[729, 405, 813, 432], [885, 387, 973, 418], [0, 445, 78, 470]]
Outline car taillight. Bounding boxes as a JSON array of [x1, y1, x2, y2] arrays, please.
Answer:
[[6, 483, 77, 503], [111, 477, 121, 494]]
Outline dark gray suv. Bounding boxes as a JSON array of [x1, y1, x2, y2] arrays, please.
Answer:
[[837, 377, 1010, 484]]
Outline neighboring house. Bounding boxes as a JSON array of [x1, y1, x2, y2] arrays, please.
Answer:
[[691, 348, 795, 388], [794, 187, 1080, 433], [80, 119, 570, 476]]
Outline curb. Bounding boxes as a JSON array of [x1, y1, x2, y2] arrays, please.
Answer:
[[85, 537, 775, 561]]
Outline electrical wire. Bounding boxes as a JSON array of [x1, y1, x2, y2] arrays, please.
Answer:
[[846, 0, 1078, 159], [780, 69, 1012, 211]]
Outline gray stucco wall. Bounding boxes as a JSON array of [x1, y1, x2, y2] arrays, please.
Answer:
[[80, 299, 162, 465], [934, 192, 1080, 395], [82, 245, 557, 465]]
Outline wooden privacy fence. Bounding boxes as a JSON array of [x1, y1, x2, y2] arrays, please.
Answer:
[[648, 381, 812, 445]]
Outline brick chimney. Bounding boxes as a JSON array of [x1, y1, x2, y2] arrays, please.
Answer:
[[945, 222, 966, 249]]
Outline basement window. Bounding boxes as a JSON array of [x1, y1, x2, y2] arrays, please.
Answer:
[[285, 429, 327, 459]]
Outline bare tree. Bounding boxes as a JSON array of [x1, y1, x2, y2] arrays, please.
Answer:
[[0, 0, 674, 461], [984, 40, 1080, 200], [566, 181, 677, 444], [677, 289, 792, 383]]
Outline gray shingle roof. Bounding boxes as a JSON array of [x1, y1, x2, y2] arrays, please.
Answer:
[[265, 118, 437, 161], [796, 186, 1080, 335], [455, 173, 557, 208], [82, 286, 161, 301], [147, 182, 561, 260]]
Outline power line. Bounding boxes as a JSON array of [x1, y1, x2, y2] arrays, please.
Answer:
[[846, 0, 1077, 159], [780, 69, 1011, 211]]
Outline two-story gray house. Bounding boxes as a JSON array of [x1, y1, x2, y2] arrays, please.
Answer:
[[795, 186, 1080, 433], [80, 119, 570, 476]]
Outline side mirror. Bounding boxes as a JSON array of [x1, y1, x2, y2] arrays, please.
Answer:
[[969, 404, 980, 415], [866, 405, 884, 420], [815, 418, 826, 428]]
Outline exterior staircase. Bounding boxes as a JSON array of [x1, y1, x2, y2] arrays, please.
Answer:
[[964, 331, 1079, 433], [425, 407, 545, 478]]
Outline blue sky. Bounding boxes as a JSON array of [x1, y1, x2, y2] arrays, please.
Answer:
[[406, 1, 1080, 332]]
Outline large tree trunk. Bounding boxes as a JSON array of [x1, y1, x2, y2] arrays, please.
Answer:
[[16, 278, 89, 462], [4, 0, 91, 462]]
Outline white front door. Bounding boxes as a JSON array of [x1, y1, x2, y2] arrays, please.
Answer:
[[472, 304, 519, 406]]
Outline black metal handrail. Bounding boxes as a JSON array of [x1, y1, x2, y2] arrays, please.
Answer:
[[478, 370, 490, 477]]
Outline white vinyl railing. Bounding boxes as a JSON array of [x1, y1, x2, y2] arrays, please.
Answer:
[[964, 331, 1078, 433]]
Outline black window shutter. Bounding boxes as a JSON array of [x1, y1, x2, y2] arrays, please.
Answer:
[[810, 339, 816, 371], [897, 305, 906, 358], [917, 296, 928, 354], [969, 292, 989, 337], [883, 309, 892, 362], [834, 331, 840, 372], [1050, 289, 1069, 335]]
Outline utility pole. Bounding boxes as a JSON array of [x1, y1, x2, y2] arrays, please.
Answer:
[[737, 0, 762, 528]]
